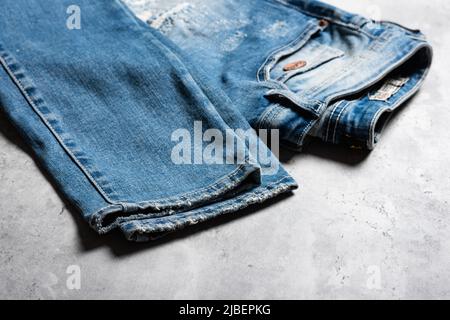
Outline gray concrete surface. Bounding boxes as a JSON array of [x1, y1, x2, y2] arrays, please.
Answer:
[[0, 0, 449, 299]]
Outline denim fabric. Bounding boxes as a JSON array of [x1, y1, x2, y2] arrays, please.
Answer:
[[125, 0, 432, 150], [0, 0, 297, 241]]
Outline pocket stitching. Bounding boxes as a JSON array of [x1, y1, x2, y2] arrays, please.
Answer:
[[276, 40, 345, 83], [257, 20, 320, 83]]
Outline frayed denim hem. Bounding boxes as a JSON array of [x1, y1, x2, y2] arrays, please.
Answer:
[[119, 175, 298, 242]]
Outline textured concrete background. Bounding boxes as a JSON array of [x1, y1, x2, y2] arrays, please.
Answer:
[[0, 0, 449, 299]]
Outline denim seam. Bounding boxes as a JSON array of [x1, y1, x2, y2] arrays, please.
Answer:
[[307, 54, 366, 97], [380, 21, 425, 38], [136, 24, 258, 157], [255, 11, 380, 121], [296, 101, 345, 147], [127, 163, 256, 207], [297, 118, 315, 147], [306, 30, 412, 98], [255, 21, 326, 121], [255, 104, 274, 129], [278, 47, 345, 83], [256, 20, 393, 120], [256, 103, 317, 148], [325, 101, 344, 142], [266, 105, 285, 129], [124, 175, 296, 237], [115, 0, 146, 28], [257, 20, 319, 83], [0, 50, 118, 205], [331, 39, 430, 105], [260, 37, 429, 149], [332, 102, 351, 143], [90, 162, 262, 233], [265, 89, 323, 116], [255, 103, 283, 130], [368, 108, 388, 149], [367, 60, 432, 149], [269, 0, 376, 39], [139, 175, 294, 228], [302, 29, 391, 97]]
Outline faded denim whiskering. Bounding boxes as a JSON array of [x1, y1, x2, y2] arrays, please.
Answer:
[[124, 0, 432, 150], [0, 0, 433, 242], [0, 0, 297, 241]]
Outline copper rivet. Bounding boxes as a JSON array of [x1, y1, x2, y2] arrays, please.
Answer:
[[283, 60, 307, 72], [319, 19, 329, 27]]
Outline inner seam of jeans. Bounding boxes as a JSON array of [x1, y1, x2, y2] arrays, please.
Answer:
[[324, 100, 345, 143], [331, 102, 351, 144]]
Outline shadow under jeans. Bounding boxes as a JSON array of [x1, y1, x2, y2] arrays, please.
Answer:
[[0, 93, 416, 257], [0, 106, 295, 256]]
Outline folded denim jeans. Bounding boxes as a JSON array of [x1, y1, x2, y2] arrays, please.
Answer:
[[0, 0, 297, 241], [0, 0, 433, 242], [125, 0, 432, 150]]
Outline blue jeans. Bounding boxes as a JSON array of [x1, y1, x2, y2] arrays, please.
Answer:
[[0, 0, 297, 241], [0, 0, 431, 241], [125, 0, 432, 150]]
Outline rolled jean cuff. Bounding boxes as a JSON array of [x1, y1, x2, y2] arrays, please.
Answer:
[[119, 174, 297, 242]]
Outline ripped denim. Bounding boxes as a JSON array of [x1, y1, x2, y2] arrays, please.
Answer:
[[0, 0, 297, 241], [0, 0, 432, 241], [125, 0, 432, 150]]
